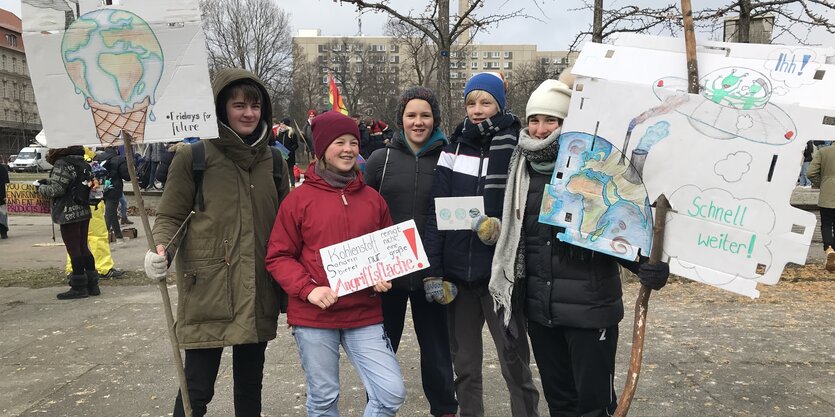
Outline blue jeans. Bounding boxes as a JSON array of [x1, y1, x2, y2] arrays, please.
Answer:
[[799, 161, 811, 186], [293, 324, 406, 417], [119, 192, 128, 220]]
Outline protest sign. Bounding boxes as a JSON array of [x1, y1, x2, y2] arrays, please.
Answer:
[[6, 183, 50, 214], [435, 196, 485, 230], [539, 34, 835, 297], [22, 0, 217, 147], [320, 220, 429, 296]]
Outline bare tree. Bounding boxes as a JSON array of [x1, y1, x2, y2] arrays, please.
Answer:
[[695, 0, 835, 44], [289, 44, 326, 125], [384, 18, 438, 87], [334, 0, 528, 133], [504, 60, 564, 118], [199, 0, 293, 111], [569, 1, 681, 52]]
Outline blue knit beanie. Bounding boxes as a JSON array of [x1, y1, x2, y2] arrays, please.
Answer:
[[464, 72, 506, 111]]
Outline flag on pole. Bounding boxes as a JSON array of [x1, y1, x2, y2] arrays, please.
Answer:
[[328, 72, 349, 115]]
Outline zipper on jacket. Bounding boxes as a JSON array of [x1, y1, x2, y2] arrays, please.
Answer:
[[410, 155, 419, 219], [340, 191, 347, 205], [467, 149, 486, 282], [224, 239, 230, 265]]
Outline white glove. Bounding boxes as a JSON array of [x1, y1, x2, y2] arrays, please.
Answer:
[[144, 249, 169, 282]]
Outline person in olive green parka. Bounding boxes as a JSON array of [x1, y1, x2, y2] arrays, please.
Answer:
[[147, 68, 290, 417]]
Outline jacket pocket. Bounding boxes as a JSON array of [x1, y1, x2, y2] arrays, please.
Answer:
[[181, 258, 233, 324]]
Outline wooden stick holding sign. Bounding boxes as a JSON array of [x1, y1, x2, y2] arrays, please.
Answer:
[[614, 1, 697, 416], [122, 131, 193, 417], [320, 220, 430, 296]]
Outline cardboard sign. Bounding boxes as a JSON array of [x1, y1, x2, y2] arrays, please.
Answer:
[[435, 196, 485, 230], [320, 220, 430, 296], [5, 183, 50, 214], [22, 0, 217, 147], [540, 34, 835, 298]]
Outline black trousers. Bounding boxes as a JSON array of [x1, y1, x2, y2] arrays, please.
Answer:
[[527, 321, 618, 417], [820, 207, 835, 250], [104, 196, 122, 238], [173, 341, 267, 417], [382, 288, 458, 416]]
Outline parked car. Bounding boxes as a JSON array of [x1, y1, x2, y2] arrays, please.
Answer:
[[10, 146, 52, 172]]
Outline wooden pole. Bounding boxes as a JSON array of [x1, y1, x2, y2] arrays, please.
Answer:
[[614, 2, 697, 416], [122, 133, 193, 417]]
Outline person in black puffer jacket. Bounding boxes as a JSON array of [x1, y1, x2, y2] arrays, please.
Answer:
[[95, 148, 130, 241], [488, 74, 670, 417], [365, 87, 457, 417], [422, 72, 540, 417]]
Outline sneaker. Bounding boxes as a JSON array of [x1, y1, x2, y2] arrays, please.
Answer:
[[826, 247, 835, 272], [104, 269, 126, 279]]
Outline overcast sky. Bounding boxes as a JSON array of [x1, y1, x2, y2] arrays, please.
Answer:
[[2, 0, 833, 49]]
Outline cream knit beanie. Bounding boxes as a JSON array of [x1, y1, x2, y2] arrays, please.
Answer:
[[525, 79, 572, 120]]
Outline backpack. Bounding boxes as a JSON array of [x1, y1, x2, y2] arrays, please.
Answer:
[[65, 158, 96, 206], [190, 140, 285, 212], [136, 158, 152, 189]]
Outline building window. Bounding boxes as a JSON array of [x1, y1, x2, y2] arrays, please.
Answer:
[[2, 55, 5, 71], [451, 72, 458, 79], [12, 81, 16, 99], [450, 62, 457, 69], [491, 51, 500, 58], [390, 44, 398, 52], [451, 51, 458, 58], [322, 75, 329, 84], [12, 57, 16, 73], [503, 51, 512, 59], [471, 62, 477, 69], [3, 110, 7, 120], [504, 61, 512, 69], [471, 51, 478, 58], [482, 51, 489, 58], [389, 55, 399, 63], [5, 34, 16, 47]]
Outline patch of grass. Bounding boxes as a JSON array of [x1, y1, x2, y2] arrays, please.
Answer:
[[9, 172, 45, 182], [0, 268, 174, 288]]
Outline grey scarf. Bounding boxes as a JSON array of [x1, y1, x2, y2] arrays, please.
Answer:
[[489, 127, 560, 327]]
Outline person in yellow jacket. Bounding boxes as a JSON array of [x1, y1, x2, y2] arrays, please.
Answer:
[[64, 148, 124, 279]]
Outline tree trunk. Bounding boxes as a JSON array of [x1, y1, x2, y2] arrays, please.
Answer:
[[592, 0, 604, 43], [738, 0, 752, 43], [437, 0, 453, 134]]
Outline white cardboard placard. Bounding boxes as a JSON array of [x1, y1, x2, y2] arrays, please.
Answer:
[[540, 34, 835, 298], [320, 220, 430, 297], [22, 0, 217, 147], [435, 196, 485, 230]]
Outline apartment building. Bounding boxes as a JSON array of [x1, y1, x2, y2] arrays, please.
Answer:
[[294, 28, 575, 111], [0, 8, 40, 161]]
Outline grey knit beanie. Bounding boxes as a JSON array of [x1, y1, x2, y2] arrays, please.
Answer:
[[396, 86, 441, 129]]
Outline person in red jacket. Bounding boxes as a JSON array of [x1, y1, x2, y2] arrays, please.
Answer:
[[266, 111, 406, 417]]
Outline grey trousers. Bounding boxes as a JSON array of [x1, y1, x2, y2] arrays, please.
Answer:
[[447, 283, 540, 417]]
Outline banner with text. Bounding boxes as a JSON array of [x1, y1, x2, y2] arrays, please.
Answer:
[[6, 183, 50, 214], [320, 220, 429, 296]]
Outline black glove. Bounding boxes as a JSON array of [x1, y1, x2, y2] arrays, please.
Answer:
[[637, 261, 669, 290]]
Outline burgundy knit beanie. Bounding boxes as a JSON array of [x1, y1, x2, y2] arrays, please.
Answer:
[[311, 111, 360, 158]]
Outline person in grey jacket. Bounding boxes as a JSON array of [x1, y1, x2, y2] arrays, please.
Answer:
[[364, 87, 457, 417]]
